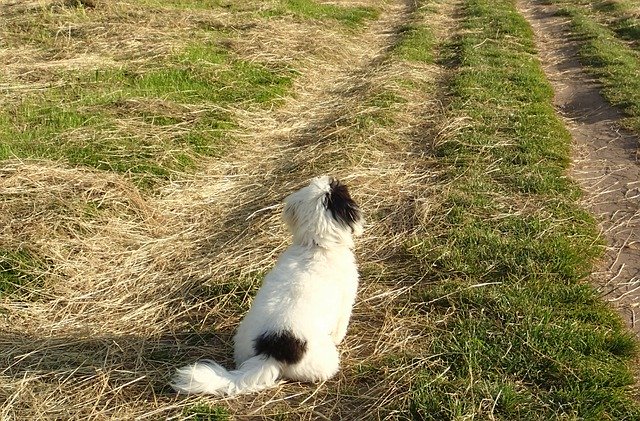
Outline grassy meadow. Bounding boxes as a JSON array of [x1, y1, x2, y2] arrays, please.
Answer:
[[1, 0, 639, 419]]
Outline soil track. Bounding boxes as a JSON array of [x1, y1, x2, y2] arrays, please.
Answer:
[[519, 0, 640, 336]]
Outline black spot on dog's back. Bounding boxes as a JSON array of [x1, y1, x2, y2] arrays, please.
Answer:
[[254, 331, 307, 365], [325, 179, 361, 229]]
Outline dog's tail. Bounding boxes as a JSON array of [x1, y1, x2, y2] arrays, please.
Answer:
[[170, 355, 281, 396]]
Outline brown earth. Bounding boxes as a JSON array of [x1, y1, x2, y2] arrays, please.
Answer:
[[519, 0, 640, 337]]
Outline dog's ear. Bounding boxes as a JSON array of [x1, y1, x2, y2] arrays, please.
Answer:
[[282, 200, 298, 229], [324, 179, 362, 231]]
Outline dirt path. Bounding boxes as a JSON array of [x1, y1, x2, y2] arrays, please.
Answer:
[[518, 0, 640, 336]]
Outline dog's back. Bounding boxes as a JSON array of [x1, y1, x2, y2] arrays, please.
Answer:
[[232, 243, 359, 372]]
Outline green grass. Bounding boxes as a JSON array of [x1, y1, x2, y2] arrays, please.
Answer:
[[98, 47, 293, 104], [182, 402, 231, 421], [0, 249, 45, 296], [140, 0, 380, 25], [567, 0, 640, 48], [396, 23, 436, 64], [396, 0, 640, 419], [280, 0, 379, 27], [394, 2, 441, 64], [0, 45, 292, 185], [550, 0, 640, 134]]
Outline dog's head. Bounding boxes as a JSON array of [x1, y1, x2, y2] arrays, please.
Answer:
[[283, 176, 363, 248]]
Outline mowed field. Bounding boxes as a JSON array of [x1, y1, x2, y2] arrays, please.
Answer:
[[1, 0, 640, 419]]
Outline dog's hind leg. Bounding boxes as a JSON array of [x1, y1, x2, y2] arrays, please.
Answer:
[[331, 310, 351, 345], [282, 338, 340, 383], [331, 283, 357, 345]]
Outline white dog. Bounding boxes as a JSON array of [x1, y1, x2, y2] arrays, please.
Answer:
[[171, 176, 363, 395]]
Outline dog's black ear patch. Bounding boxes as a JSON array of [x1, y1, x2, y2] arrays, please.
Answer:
[[254, 331, 307, 365], [325, 179, 361, 229]]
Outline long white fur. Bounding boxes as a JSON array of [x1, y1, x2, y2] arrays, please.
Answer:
[[171, 176, 363, 396]]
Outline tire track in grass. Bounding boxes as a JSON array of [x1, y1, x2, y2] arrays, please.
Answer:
[[520, 0, 640, 405], [404, 0, 640, 418], [519, 0, 640, 338]]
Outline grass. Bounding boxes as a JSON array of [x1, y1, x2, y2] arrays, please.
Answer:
[[0, 0, 379, 187], [1, 0, 639, 419], [396, 23, 437, 64], [139, 0, 245, 10], [0, 249, 44, 296], [550, 0, 640, 134], [140, 0, 381, 26], [562, 0, 640, 48], [397, 0, 640, 419], [278, 0, 379, 27], [182, 402, 231, 420], [0, 43, 292, 185]]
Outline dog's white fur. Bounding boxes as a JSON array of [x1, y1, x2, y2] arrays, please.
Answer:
[[171, 176, 363, 395]]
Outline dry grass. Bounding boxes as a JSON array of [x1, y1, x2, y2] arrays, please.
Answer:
[[0, 0, 463, 419]]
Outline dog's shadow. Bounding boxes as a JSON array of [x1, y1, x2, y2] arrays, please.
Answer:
[[0, 328, 234, 399]]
